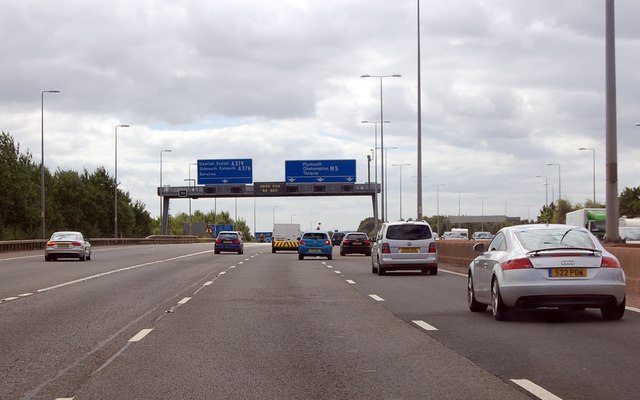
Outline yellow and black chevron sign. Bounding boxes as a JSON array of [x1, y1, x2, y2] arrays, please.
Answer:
[[272, 241, 299, 250]]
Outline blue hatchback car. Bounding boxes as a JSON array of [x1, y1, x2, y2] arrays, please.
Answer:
[[298, 231, 332, 260], [214, 231, 244, 254]]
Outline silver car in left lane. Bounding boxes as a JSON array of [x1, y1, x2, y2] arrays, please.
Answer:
[[467, 224, 626, 321], [45, 231, 92, 261]]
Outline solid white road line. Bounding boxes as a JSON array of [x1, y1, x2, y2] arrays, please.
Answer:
[[626, 306, 640, 313], [178, 297, 191, 305], [440, 268, 467, 277], [511, 379, 563, 400], [369, 294, 385, 302], [412, 320, 438, 331], [2, 297, 19, 302], [128, 329, 153, 343]]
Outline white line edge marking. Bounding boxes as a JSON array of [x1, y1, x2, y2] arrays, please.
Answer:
[[37, 250, 212, 293], [2, 297, 19, 302], [412, 320, 438, 331], [218, 271, 226, 275], [129, 329, 153, 342], [19, 293, 34, 297], [626, 306, 640, 313], [335, 271, 341, 274], [178, 297, 191, 305], [203, 281, 214, 286], [346, 280, 356, 284], [440, 268, 467, 277], [369, 294, 385, 302], [55, 398, 74, 400], [511, 379, 563, 400]]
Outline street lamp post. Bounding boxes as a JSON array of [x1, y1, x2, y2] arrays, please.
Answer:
[[579, 147, 596, 204], [159, 149, 172, 234], [184, 178, 195, 234], [383, 146, 398, 221], [432, 184, 444, 236], [479, 197, 487, 232], [114, 124, 130, 239], [392, 163, 410, 221], [361, 74, 401, 226], [40, 89, 60, 239], [546, 162, 561, 203], [272, 205, 279, 226], [362, 120, 390, 232], [536, 175, 549, 206]]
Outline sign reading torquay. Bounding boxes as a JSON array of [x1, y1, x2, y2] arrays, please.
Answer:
[[285, 159, 356, 183], [197, 159, 253, 184]]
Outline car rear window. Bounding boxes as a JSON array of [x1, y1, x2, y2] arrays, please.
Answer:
[[346, 233, 368, 240], [218, 233, 238, 240], [515, 228, 596, 251], [303, 233, 328, 240], [386, 225, 432, 240], [51, 233, 80, 241]]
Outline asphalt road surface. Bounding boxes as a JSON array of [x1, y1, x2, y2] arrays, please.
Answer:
[[1, 243, 639, 399]]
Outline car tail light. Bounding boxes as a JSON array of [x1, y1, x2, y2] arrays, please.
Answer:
[[215, 239, 222, 244], [46, 241, 56, 247], [325, 239, 331, 245], [382, 243, 390, 253], [233, 239, 240, 244], [299, 240, 305, 245], [501, 257, 533, 270], [428, 242, 436, 253], [601, 256, 621, 268], [342, 240, 352, 245], [363, 240, 371, 246], [71, 241, 82, 246]]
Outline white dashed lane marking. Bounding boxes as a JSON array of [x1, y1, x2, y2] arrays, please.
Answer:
[[511, 379, 563, 400], [368, 294, 385, 302], [128, 329, 153, 343], [412, 320, 438, 331]]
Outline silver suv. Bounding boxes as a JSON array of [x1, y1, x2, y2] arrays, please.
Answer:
[[371, 221, 438, 275]]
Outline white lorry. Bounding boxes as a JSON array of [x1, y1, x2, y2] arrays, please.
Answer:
[[565, 208, 606, 239], [271, 223, 301, 253]]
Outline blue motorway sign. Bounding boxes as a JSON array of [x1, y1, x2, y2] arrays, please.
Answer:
[[198, 159, 252, 184], [285, 159, 356, 183]]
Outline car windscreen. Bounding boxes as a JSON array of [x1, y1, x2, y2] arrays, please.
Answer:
[[515, 228, 597, 251], [386, 225, 431, 240], [303, 233, 328, 240], [51, 233, 80, 241]]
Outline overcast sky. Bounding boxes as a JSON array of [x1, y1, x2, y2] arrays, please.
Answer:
[[2, 0, 640, 234]]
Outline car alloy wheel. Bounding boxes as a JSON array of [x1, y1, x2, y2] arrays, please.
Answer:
[[491, 278, 509, 321]]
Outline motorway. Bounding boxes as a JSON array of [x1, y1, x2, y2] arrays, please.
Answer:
[[1, 243, 639, 400]]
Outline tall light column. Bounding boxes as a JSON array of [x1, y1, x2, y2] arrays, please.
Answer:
[[114, 124, 129, 238], [40, 89, 60, 239], [184, 177, 196, 235], [384, 146, 398, 221], [392, 163, 410, 221], [432, 184, 444, 236], [416, 0, 424, 221], [272, 205, 279, 225], [361, 74, 401, 226], [546, 162, 561, 202], [159, 149, 172, 234], [479, 197, 487, 232], [578, 147, 596, 204], [536, 175, 549, 206], [362, 120, 389, 231]]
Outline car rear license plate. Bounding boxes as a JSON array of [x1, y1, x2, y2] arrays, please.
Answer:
[[549, 268, 587, 278], [223, 240, 233, 244], [399, 247, 419, 253], [310, 248, 320, 252], [57, 243, 69, 248]]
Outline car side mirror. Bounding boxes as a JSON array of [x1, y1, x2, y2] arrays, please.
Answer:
[[473, 243, 485, 252]]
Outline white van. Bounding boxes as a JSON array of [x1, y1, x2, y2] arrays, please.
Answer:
[[451, 228, 469, 240]]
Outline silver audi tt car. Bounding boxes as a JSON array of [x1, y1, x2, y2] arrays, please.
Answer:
[[467, 224, 626, 321]]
